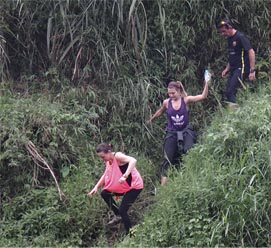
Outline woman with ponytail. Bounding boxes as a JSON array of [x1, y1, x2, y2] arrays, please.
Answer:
[[147, 80, 209, 185], [87, 143, 143, 235]]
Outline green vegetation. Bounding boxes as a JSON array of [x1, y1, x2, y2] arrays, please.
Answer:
[[1, 0, 271, 246], [121, 83, 271, 247], [0, 91, 155, 246]]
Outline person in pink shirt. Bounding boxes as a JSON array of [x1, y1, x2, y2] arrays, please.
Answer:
[[87, 143, 143, 234]]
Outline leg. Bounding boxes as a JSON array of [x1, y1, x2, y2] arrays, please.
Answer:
[[161, 176, 167, 186], [183, 128, 197, 154], [100, 190, 120, 216], [161, 132, 178, 185], [225, 69, 242, 104], [119, 189, 142, 234]]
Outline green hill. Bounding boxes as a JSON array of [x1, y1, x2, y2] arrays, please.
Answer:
[[1, 0, 271, 246], [121, 83, 271, 247]]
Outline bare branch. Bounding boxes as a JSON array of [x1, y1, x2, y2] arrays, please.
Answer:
[[25, 140, 66, 201]]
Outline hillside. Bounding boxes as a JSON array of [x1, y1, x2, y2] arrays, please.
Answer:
[[1, 0, 271, 246], [121, 83, 271, 247]]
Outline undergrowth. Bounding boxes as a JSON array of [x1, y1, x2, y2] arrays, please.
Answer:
[[121, 82, 271, 247]]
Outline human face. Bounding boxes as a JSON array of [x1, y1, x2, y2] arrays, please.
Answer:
[[219, 26, 232, 38], [97, 151, 112, 162], [168, 87, 180, 100]]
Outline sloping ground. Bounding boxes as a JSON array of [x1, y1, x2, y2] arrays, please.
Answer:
[[1, 82, 271, 247], [121, 83, 271, 247], [0, 92, 156, 247]]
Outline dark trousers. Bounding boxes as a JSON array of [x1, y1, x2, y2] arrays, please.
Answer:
[[101, 189, 142, 233], [226, 69, 249, 103], [161, 132, 181, 176], [161, 130, 195, 176]]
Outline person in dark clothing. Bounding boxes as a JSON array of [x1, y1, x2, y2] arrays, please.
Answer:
[[217, 18, 256, 108], [147, 80, 209, 185]]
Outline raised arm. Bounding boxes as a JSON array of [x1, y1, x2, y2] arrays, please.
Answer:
[[185, 80, 209, 104], [146, 99, 168, 125]]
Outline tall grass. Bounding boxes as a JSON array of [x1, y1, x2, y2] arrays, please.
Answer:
[[1, 0, 271, 246], [121, 82, 271, 247], [0, 89, 157, 246], [1, 0, 270, 143]]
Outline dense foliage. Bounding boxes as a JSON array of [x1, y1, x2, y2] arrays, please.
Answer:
[[122, 83, 271, 247], [0, 90, 155, 246], [1, 0, 271, 246]]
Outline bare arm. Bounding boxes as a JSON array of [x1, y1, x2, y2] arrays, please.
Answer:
[[115, 152, 137, 183], [185, 81, 209, 103], [248, 48, 256, 81], [87, 173, 105, 196], [146, 99, 168, 124]]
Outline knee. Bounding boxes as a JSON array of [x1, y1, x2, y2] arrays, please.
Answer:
[[100, 190, 109, 199], [118, 208, 126, 218], [119, 204, 129, 217]]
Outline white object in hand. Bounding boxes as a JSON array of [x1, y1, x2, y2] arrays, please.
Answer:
[[204, 69, 211, 82]]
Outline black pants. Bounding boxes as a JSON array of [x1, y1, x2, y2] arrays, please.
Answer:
[[161, 130, 195, 176], [226, 69, 249, 103], [101, 189, 142, 233]]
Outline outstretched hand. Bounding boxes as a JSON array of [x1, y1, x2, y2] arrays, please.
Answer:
[[146, 119, 152, 125], [87, 187, 98, 197]]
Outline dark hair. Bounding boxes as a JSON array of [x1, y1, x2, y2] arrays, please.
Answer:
[[217, 18, 234, 29], [96, 143, 113, 153]]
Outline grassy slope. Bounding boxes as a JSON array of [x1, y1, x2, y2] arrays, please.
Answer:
[[120, 82, 271, 247], [1, 82, 271, 247], [0, 91, 157, 247]]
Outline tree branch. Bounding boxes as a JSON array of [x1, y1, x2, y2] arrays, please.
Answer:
[[25, 140, 66, 201]]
